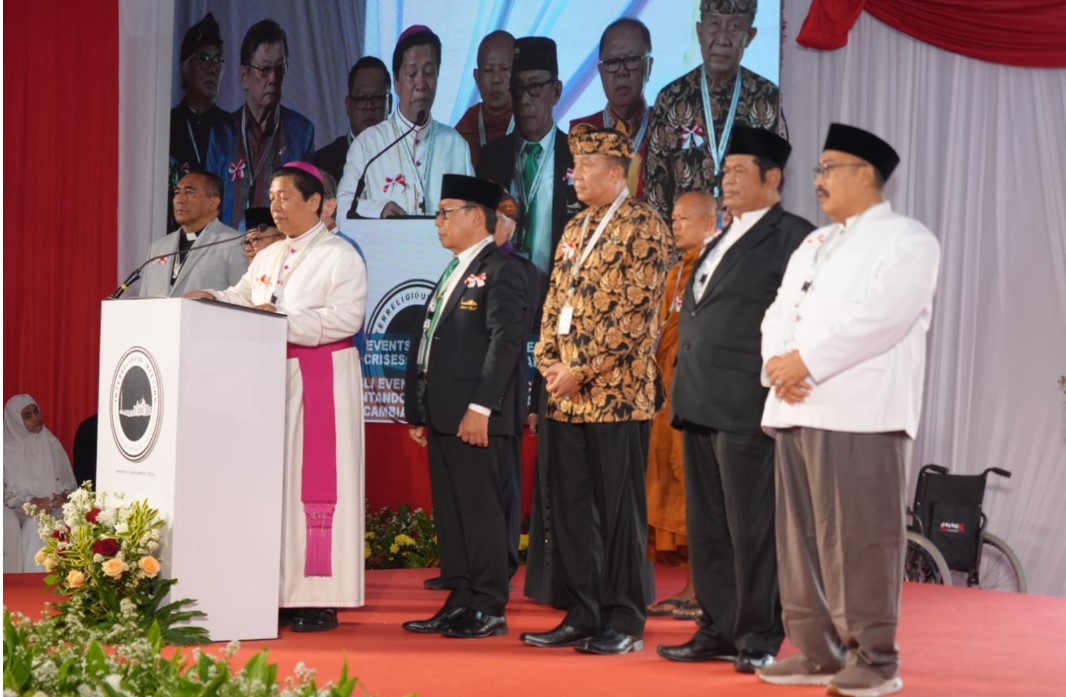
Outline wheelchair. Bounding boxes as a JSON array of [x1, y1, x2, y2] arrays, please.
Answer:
[[903, 464, 1027, 592]]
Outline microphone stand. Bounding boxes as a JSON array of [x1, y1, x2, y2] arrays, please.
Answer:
[[109, 230, 247, 299], [346, 109, 428, 219]]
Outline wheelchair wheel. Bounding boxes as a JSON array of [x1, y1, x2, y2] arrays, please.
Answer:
[[904, 531, 952, 586], [969, 532, 1027, 593]]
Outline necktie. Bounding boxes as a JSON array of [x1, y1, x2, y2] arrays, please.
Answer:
[[418, 255, 461, 372], [521, 142, 543, 264]]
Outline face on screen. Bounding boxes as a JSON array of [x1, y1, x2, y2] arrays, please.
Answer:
[[511, 69, 560, 142], [597, 24, 652, 113], [345, 66, 391, 136], [182, 44, 223, 104], [697, 12, 757, 80], [394, 44, 439, 122], [240, 41, 286, 115], [475, 37, 514, 113]]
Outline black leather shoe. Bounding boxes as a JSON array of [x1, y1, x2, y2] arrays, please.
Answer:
[[656, 636, 737, 662], [442, 611, 507, 638], [735, 649, 775, 673], [423, 575, 453, 591], [402, 605, 469, 634], [574, 628, 644, 655], [290, 608, 338, 633], [278, 607, 297, 627], [520, 622, 596, 648]]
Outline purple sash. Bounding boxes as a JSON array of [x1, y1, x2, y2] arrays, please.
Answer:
[[287, 338, 353, 576]]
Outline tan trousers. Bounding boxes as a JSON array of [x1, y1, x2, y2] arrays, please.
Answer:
[[774, 427, 910, 677]]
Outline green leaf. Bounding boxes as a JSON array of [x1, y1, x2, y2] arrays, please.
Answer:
[[85, 640, 108, 675]]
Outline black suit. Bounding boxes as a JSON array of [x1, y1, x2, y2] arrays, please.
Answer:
[[405, 241, 529, 616], [313, 134, 350, 184], [671, 204, 813, 654], [476, 128, 578, 275]]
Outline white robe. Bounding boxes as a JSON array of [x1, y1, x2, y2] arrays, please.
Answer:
[[211, 223, 367, 607], [3, 395, 77, 572], [336, 111, 474, 219]]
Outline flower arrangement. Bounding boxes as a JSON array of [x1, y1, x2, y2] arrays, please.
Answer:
[[23, 482, 208, 645], [2, 610, 365, 697], [364, 504, 439, 570], [363, 503, 530, 570]]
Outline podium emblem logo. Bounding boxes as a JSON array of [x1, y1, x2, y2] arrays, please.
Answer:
[[110, 347, 162, 461], [364, 279, 433, 422]]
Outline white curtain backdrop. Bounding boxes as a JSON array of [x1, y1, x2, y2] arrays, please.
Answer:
[[780, 2, 1066, 597]]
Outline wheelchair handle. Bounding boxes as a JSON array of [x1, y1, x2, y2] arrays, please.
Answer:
[[985, 467, 1012, 479]]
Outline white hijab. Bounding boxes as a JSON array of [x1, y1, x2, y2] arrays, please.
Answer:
[[3, 394, 75, 505]]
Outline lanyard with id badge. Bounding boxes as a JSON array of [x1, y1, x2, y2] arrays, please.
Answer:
[[558, 187, 629, 335]]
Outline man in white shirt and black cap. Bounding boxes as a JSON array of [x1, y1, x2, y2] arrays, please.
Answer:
[[756, 124, 940, 697]]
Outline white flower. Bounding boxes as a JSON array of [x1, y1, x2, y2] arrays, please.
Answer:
[[93, 554, 104, 563], [103, 675, 122, 690]]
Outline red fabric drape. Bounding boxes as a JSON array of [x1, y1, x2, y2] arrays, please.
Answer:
[[798, 0, 1066, 68], [3, 2, 119, 455]]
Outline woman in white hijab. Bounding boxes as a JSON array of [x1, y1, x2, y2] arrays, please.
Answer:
[[3, 394, 77, 572]]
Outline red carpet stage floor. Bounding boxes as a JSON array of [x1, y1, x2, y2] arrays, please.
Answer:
[[4, 565, 1063, 697]]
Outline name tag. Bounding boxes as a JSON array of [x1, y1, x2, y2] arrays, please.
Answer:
[[558, 305, 573, 335]]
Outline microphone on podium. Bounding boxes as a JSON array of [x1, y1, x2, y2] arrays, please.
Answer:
[[109, 230, 247, 299], [346, 109, 428, 219]]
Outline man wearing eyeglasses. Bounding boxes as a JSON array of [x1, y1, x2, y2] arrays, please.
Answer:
[[241, 207, 284, 264], [138, 169, 247, 298], [455, 31, 515, 167], [756, 124, 939, 697], [207, 18, 315, 230], [570, 19, 654, 199], [313, 57, 392, 183], [337, 26, 474, 220], [402, 175, 529, 639], [477, 36, 579, 278], [168, 13, 229, 233], [645, 0, 780, 223]]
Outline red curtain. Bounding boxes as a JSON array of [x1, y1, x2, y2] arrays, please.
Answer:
[[3, 2, 119, 454], [798, 0, 1066, 67]]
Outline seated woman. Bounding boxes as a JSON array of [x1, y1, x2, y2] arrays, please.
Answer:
[[3, 394, 77, 572]]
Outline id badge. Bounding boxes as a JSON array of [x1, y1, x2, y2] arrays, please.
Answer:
[[558, 305, 574, 335]]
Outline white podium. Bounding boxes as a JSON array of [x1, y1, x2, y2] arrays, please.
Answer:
[[96, 298, 287, 641]]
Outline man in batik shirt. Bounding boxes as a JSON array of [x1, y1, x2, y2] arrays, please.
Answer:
[[644, 0, 780, 222]]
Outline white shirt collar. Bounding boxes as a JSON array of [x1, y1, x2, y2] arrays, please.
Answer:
[[286, 221, 326, 246], [454, 235, 494, 266], [844, 200, 890, 229], [520, 124, 556, 150], [396, 109, 431, 133], [729, 205, 772, 237]]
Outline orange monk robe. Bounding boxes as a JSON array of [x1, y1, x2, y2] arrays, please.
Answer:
[[647, 248, 701, 553]]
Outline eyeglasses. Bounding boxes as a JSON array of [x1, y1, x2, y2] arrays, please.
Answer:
[[509, 77, 555, 99], [245, 62, 287, 79], [349, 92, 389, 109], [434, 204, 476, 219], [190, 52, 225, 67], [599, 53, 650, 74], [812, 162, 868, 177], [241, 227, 283, 249]]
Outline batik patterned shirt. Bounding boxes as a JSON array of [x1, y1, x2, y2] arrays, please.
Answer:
[[535, 196, 670, 423], [644, 65, 779, 223]]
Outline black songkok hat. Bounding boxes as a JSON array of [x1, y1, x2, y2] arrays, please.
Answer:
[[244, 207, 276, 230], [441, 175, 504, 210], [181, 13, 223, 63], [513, 37, 558, 76], [727, 126, 792, 168], [823, 123, 900, 182]]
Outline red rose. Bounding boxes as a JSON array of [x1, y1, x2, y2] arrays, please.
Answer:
[[51, 528, 68, 542], [93, 538, 120, 557], [86, 507, 101, 523]]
